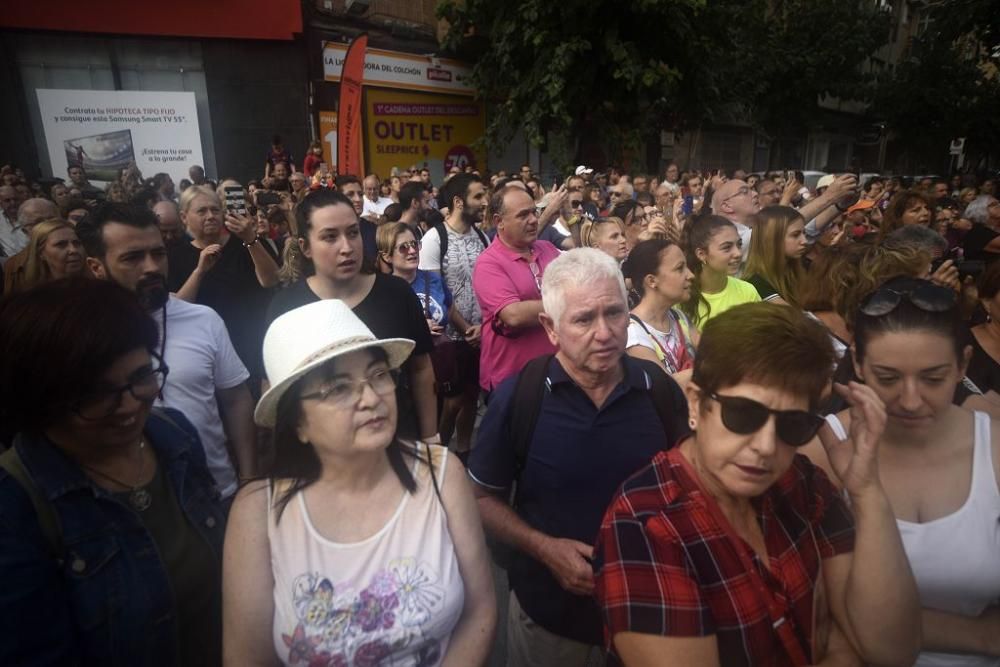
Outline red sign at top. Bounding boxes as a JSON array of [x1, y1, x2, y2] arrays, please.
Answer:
[[0, 0, 302, 41]]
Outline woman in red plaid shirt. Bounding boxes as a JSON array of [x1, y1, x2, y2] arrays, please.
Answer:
[[594, 303, 921, 666]]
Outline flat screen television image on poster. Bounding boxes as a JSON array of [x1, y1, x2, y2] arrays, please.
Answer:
[[63, 130, 135, 182]]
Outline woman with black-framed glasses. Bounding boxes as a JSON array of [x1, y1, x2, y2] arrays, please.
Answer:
[[594, 302, 921, 667], [0, 278, 227, 666], [805, 276, 1000, 666]]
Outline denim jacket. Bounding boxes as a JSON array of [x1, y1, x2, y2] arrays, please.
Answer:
[[0, 408, 227, 666]]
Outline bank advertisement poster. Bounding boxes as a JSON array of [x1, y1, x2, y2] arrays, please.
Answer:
[[36, 89, 204, 185], [364, 89, 486, 180]]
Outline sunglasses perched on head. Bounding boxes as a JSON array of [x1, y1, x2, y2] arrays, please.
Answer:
[[859, 282, 955, 317], [709, 393, 824, 447]]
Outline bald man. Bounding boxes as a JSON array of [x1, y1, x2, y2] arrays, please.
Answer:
[[711, 179, 760, 270], [153, 200, 186, 244], [361, 174, 393, 218], [3, 198, 59, 290]]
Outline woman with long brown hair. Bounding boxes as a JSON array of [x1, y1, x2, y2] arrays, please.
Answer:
[[266, 189, 439, 443], [743, 205, 808, 307]]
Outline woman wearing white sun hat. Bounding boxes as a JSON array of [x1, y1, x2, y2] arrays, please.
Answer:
[[222, 299, 496, 666]]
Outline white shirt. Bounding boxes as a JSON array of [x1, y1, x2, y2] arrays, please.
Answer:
[[418, 223, 488, 339], [0, 211, 27, 258], [152, 296, 250, 498], [362, 195, 394, 217], [735, 221, 752, 273]]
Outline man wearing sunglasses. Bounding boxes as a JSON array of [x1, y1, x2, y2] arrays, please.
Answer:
[[594, 303, 920, 667], [607, 181, 634, 214], [80, 202, 257, 503]]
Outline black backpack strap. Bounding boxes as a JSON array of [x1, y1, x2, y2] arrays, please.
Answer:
[[0, 445, 63, 562], [632, 359, 689, 448], [472, 224, 489, 248], [507, 354, 555, 474]]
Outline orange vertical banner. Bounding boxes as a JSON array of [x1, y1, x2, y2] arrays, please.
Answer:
[[337, 34, 367, 177]]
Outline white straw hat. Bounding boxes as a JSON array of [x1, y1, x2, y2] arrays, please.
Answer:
[[254, 300, 415, 427]]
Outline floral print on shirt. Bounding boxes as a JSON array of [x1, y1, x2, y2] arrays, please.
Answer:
[[281, 559, 447, 666]]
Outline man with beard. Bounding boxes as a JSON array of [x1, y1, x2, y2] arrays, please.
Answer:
[[78, 202, 257, 503], [419, 173, 490, 457], [399, 180, 429, 240]]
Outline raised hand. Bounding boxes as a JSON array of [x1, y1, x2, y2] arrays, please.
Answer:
[[225, 212, 258, 244], [197, 243, 222, 273], [826, 174, 858, 199], [819, 382, 886, 497], [929, 259, 960, 292]]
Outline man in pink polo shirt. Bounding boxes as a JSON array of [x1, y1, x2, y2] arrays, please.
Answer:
[[473, 185, 561, 392]]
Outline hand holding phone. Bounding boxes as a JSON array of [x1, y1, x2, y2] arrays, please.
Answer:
[[224, 186, 247, 216]]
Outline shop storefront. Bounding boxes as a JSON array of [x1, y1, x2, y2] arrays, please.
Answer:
[[317, 40, 486, 180]]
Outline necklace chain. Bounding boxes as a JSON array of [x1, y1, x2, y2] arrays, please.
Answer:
[[81, 440, 152, 512]]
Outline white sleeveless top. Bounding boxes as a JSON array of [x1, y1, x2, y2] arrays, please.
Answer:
[[898, 412, 1000, 667], [268, 444, 464, 666]]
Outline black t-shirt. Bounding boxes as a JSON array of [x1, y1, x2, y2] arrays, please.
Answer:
[[968, 333, 1000, 396], [166, 235, 277, 378], [745, 273, 780, 301], [962, 224, 1000, 262], [267, 274, 435, 438]]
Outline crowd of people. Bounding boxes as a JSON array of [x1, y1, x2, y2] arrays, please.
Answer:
[[1, 143, 1000, 667]]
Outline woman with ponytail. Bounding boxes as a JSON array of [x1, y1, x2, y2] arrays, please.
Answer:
[[679, 215, 760, 326], [624, 238, 698, 385], [265, 189, 439, 443]]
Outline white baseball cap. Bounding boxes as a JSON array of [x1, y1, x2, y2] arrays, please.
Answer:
[[575, 165, 594, 176]]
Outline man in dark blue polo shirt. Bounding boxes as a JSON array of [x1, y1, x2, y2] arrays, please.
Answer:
[[468, 248, 689, 666]]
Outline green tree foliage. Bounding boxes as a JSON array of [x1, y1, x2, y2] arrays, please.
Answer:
[[437, 0, 890, 168], [874, 0, 1000, 170]]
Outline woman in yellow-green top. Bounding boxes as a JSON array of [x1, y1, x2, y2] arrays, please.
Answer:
[[680, 215, 761, 326]]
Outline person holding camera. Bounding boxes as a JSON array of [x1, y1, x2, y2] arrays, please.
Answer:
[[167, 184, 279, 387]]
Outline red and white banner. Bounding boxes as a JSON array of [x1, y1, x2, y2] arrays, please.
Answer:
[[337, 35, 367, 178]]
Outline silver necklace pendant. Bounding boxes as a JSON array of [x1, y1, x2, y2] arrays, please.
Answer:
[[130, 487, 152, 512]]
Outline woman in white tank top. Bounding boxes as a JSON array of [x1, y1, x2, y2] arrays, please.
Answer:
[[222, 300, 496, 666], [805, 277, 1000, 666]]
